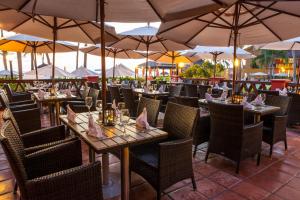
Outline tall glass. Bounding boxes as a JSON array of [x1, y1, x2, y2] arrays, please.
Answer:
[[120, 109, 130, 137], [85, 97, 93, 115]]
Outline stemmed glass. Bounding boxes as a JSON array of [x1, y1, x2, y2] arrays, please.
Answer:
[[96, 100, 103, 122], [120, 109, 130, 137], [85, 97, 93, 115]]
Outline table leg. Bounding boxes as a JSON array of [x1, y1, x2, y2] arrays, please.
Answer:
[[102, 153, 109, 185], [121, 147, 130, 200], [254, 114, 261, 124], [55, 101, 60, 125], [89, 148, 95, 163]]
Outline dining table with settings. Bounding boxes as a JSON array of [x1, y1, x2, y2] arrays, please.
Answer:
[[132, 88, 169, 99], [33, 92, 77, 125], [198, 98, 280, 123], [59, 111, 168, 200]]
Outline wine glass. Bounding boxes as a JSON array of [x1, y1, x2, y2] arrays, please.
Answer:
[[120, 109, 130, 137], [117, 102, 126, 124], [96, 100, 103, 122], [85, 97, 93, 115]]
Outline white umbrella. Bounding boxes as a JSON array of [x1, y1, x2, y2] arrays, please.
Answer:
[[71, 67, 98, 78], [0, 70, 18, 77], [23, 64, 74, 79], [80, 45, 144, 78], [110, 26, 192, 80], [158, 1, 300, 94], [105, 64, 135, 77]]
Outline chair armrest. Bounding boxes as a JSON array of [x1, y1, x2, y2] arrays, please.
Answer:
[[11, 93, 31, 102], [272, 115, 288, 136], [21, 125, 66, 147], [9, 99, 34, 106], [25, 139, 82, 179], [158, 138, 193, 187], [12, 108, 41, 133], [242, 122, 263, 153], [9, 103, 37, 111], [244, 122, 263, 138], [25, 137, 77, 154], [26, 162, 102, 200]]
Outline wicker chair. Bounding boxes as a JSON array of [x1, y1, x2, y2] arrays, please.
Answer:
[[108, 86, 123, 105], [168, 85, 183, 97], [184, 84, 198, 97], [0, 121, 103, 200], [287, 92, 300, 126], [198, 85, 211, 99], [122, 88, 138, 118], [263, 95, 291, 156], [206, 102, 263, 173], [174, 96, 210, 156], [211, 88, 223, 98], [0, 91, 36, 111], [67, 88, 99, 113], [2, 108, 75, 153], [137, 97, 161, 127], [130, 102, 199, 200], [3, 84, 32, 102]]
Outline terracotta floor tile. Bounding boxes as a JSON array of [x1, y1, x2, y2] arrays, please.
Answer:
[[271, 161, 300, 176], [264, 194, 284, 200], [130, 183, 156, 200], [213, 191, 247, 200], [287, 177, 300, 190], [0, 193, 17, 200], [232, 182, 270, 200], [247, 174, 284, 193], [0, 180, 13, 195], [208, 171, 241, 188], [275, 185, 300, 200], [168, 185, 208, 200], [193, 162, 219, 177], [0, 170, 13, 182], [258, 168, 293, 184], [164, 179, 191, 193], [196, 178, 226, 198]]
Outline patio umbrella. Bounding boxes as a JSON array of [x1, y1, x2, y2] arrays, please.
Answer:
[[110, 26, 192, 81], [105, 64, 135, 78], [0, 34, 78, 80], [261, 37, 300, 87], [148, 51, 194, 75], [0, 69, 18, 77], [158, 1, 300, 94], [0, 5, 118, 84], [71, 66, 98, 78], [0, 0, 236, 22], [23, 64, 74, 79], [183, 46, 255, 78], [80, 45, 144, 79]]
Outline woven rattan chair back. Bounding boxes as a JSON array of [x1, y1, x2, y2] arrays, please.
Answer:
[[168, 85, 183, 97], [3, 108, 21, 135], [175, 96, 199, 108], [3, 84, 14, 101], [163, 102, 199, 139], [122, 88, 137, 117], [184, 84, 198, 97], [0, 91, 10, 108], [265, 95, 291, 116], [108, 86, 122, 105], [137, 97, 161, 127]]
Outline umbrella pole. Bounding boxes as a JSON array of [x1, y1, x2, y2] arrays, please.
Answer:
[[232, 3, 239, 97], [113, 52, 116, 80], [213, 53, 217, 79], [100, 0, 106, 119], [33, 47, 38, 80], [9, 61, 13, 79], [145, 44, 149, 84], [52, 17, 57, 87]]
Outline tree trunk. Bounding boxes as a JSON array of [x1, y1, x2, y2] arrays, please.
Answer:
[[2, 51, 8, 70], [17, 52, 22, 80]]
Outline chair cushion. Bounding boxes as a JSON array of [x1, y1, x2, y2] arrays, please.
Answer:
[[130, 142, 159, 168]]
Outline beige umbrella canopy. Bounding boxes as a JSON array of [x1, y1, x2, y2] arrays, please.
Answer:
[[81, 45, 144, 79], [71, 67, 98, 78], [158, 1, 300, 94], [0, 0, 236, 22], [23, 64, 73, 79], [110, 26, 192, 80], [105, 64, 135, 78]]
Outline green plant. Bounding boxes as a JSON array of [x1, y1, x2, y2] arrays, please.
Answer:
[[182, 61, 225, 78]]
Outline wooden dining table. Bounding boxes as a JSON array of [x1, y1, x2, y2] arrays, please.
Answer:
[[33, 92, 77, 125], [199, 98, 280, 123], [59, 111, 168, 200], [132, 88, 169, 99]]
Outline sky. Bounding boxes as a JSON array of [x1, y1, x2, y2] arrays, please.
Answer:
[[0, 22, 161, 73]]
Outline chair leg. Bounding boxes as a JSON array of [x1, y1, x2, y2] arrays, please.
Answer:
[[235, 160, 240, 174], [13, 181, 18, 194], [157, 189, 161, 200], [193, 145, 197, 157], [204, 151, 209, 163], [269, 144, 273, 157], [191, 175, 197, 191], [256, 152, 261, 166], [284, 139, 288, 151]]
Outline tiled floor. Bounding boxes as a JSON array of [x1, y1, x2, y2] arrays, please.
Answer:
[[1, 112, 300, 200]]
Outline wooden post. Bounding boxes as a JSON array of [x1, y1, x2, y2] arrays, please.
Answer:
[[100, 0, 106, 120], [113, 52, 116, 79], [52, 17, 57, 86], [232, 3, 240, 96], [145, 43, 149, 82], [17, 52, 22, 80], [9, 60, 13, 79], [76, 42, 80, 69]]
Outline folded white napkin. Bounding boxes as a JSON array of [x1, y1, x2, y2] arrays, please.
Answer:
[[241, 96, 254, 109], [213, 83, 220, 89], [220, 91, 227, 101], [158, 85, 164, 93], [276, 88, 288, 96], [67, 105, 76, 123], [136, 107, 150, 129], [87, 114, 104, 138], [65, 88, 72, 97], [252, 94, 264, 106], [205, 93, 213, 101], [222, 82, 228, 89], [144, 86, 149, 93], [38, 89, 45, 99]]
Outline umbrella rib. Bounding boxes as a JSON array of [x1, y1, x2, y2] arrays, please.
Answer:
[[34, 15, 52, 27], [241, 12, 281, 28], [211, 12, 232, 27], [185, 6, 231, 44], [123, 50, 131, 59], [241, 4, 282, 41], [158, 39, 169, 52], [239, 2, 276, 27], [74, 21, 96, 44], [244, 1, 300, 19], [89, 22, 120, 41], [146, 0, 163, 21], [58, 19, 73, 29], [18, 0, 32, 10], [8, 16, 32, 32]]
